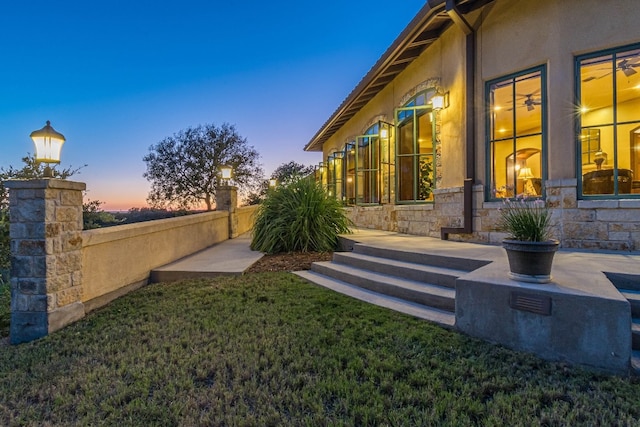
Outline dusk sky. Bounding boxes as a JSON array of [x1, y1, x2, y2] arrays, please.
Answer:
[[1, 1, 424, 210]]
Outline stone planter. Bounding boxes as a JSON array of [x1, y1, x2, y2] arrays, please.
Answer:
[[502, 239, 560, 284]]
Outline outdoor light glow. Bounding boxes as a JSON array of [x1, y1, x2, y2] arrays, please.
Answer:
[[30, 120, 65, 164], [269, 178, 277, 187], [580, 106, 589, 114], [494, 105, 502, 111], [220, 165, 233, 180], [431, 94, 444, 110]]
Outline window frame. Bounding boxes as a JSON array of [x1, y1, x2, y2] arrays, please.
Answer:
[[485, 65, 548, 201], [575, 42, 640, 199], [394, 89, 437, 204]]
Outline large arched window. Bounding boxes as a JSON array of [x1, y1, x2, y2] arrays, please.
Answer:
[[395, 90, 436, 203]]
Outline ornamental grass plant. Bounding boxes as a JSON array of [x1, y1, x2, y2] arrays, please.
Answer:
[[497, 198, 553, 242], [251, 178, 352, 254]]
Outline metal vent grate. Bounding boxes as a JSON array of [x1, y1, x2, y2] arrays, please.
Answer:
[[509, 292, 552, 316]]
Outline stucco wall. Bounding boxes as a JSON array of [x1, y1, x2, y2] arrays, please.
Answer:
[[236, 205, 258, 237], [323, 24, 468, 190], [475, 0, 640, 182], [81, 211, 229, 304]]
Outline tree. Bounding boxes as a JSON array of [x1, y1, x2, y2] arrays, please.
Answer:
[[243, 161, 315, 206], [143, 123, 264, 211], [271, 161, 315, 186], [82, 199, 121, 230]]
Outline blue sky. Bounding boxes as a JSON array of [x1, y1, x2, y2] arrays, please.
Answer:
[[1, 1, 424, 210]]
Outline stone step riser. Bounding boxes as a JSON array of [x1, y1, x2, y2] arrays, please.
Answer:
[[608, 273, 640, 292], [311, 263, 455, 313], [352, 244, 489, 272], [332, 252, 458, 289], [629, 300, 640, 319], [633, 330, 640, 351]]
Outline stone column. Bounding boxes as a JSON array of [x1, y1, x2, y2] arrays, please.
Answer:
[[217, 185, 238, 238], [4, 179, 86, 344]]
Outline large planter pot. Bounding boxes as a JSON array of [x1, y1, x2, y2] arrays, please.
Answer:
[[502, 239, 560, 284]]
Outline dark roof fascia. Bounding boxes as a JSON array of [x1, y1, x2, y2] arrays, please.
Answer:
[[304, 1, 450, 152]]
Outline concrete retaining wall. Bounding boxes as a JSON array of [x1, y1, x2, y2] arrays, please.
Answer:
[[236, 205, 258, 238], [81, 211, 230, 309]]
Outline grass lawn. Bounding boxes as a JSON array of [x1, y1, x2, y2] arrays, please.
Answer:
[[1, 273, 640, 426]]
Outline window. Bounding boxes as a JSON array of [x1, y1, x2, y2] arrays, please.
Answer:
[[326, 151, 344, 202], [578, 44, 640, 197], [487, 67, 546, 199], [354, 124, 381, 205], [395, 91, 436, 203]]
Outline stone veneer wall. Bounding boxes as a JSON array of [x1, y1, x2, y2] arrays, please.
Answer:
[[346, 180, 640, 251], [6, 179, 86, 343]]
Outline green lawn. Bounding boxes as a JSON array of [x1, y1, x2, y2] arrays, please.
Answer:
[[1, 273, 640, 426]]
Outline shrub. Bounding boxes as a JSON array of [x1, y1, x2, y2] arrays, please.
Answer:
[[496, 198, 553, 242], [251, 178, 351, 254]]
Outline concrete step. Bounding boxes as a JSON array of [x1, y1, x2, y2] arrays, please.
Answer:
[[632, 319, 640, 351], [631, 350, 640, 376], [352, 243, 490, 272], [293, 270, 455, 329], [310, 261, 455, 312], [608, 273, 640, 292], [332, 251, 461, 289], [620, 290, 640, 318]]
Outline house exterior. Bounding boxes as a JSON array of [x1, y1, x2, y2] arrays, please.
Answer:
[[305, 0, 640, 251]]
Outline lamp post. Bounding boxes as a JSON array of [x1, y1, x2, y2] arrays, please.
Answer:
[[269, 178, 277, 188], [220, 165, 233, 186], [30, 120, 66, 178]]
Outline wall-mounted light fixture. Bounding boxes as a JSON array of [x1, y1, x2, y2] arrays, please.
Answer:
[[431, 89, 450, 111], [30, 120, 66, 178]]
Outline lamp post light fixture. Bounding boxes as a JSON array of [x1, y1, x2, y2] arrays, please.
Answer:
[[30, 120, 66, 178], [220, 165, 233, 185], [269, 178, 277, 188]]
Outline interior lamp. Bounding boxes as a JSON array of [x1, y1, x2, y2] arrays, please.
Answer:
[[518, 167, 534, 180], [30, 120, 65, 178]]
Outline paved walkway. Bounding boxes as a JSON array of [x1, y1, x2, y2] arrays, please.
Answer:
[[150, 228, 640, 283], [150, 233, 264, 282]]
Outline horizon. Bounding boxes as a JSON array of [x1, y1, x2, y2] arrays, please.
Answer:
[[0, 1, 425, 211]]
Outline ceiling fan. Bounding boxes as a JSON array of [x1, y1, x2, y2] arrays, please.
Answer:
[[507, 91, 541, 111], [582, 56, 640, 82]]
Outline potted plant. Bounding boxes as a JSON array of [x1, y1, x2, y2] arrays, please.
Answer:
[[497, 198, 559, 283]]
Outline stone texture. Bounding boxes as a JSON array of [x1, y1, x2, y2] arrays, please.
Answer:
[[6, 179, 86, 344], [345, 180, 640, 252]]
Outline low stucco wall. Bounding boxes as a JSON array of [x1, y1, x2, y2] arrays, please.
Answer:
[[236, 205, 258, 237], [81, 211, 229, 306]]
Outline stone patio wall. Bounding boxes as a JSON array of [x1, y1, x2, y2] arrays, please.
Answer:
[[345, 180, 640, 251]]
